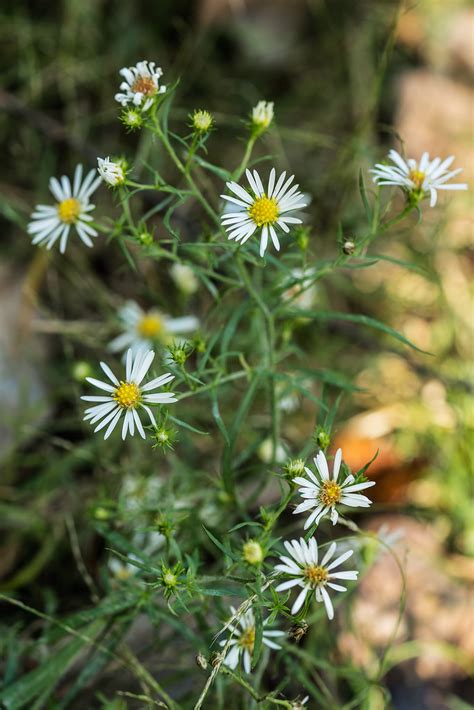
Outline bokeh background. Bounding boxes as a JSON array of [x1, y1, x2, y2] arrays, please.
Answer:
[[0, 0, 473, 708]]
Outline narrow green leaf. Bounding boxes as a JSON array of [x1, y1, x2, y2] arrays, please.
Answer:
[[197, 585, 241, 597], [211, 391, 230, 446], [251, 604, 263, 668], [193, 155, 233, 181], [281, 309, 430, 353], [0, 623, 101, 710], [168, 415, 208, 435], [221, 372, 262, 494], [202, 526, 239, 562]]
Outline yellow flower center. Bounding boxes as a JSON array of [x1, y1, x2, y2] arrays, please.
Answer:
[[238, 626, 256, 653], [57, 198, 81, 224], [132, 76, 156, 96], [115, 566, 132, 581], [303, 565, 328, 587], [137, 314, 164, 338], [248, 195, 279, 227], [320, 480, 342, 506], [408, 169, 426, 190], [113, 381, 141, 409]]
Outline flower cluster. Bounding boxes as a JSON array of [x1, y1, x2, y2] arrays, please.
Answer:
[[23, 57, 469, 700]]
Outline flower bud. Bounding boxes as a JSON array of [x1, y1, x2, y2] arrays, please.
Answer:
[[138, 229, 153, 246], [314, 427, 330, 450], [192, 109, 214, 133], [284, 458, 306, 478], [73, 361, 92, 382], [120, 108, 143, 131], [242, 540, 264, 565], [97, 157, 126, 187], [251, 101, 274, 131]]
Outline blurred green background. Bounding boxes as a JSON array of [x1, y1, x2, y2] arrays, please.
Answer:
[[0, 0, 472, 708]]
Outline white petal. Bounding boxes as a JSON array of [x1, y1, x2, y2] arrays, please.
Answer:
[[321, 542, 337, 567], [103, 409, 123, 439], [315, 451, 329, 480], [332, 448, 342, 481], [326, 549, 354, 571], [132, 408, 146, 438], [329, 570, 358, 581], [86, 377, 115, 393], [100, 361, 120, 386], [275, 578, 302, 592], [260, 225, 268, 257], [320, 586, 334, 620], [291, 587, 309, 615]]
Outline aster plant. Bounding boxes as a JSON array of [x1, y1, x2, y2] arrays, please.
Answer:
[[13, 45, 468, 710]]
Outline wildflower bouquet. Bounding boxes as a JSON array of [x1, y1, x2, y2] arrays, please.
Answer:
[[2, 57, 467, 709]]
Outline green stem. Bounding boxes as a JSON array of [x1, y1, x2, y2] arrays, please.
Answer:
[[220, 667, 293, 707], [233, 135, 257, 181], [379, 203, 415, 232], [177, 370, 249, 401], [151, 117, 220, 226], [235, 256, 279, 463]]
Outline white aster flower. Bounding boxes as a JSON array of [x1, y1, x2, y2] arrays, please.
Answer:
[[108, 530, 165, 580], [120, 473, 163, 513], [170, 263, 199, 295], [27, 164, 101, 254], [275, 537, 358, 619], [108, 300, 199, 357], [282, 268, 317, 310], [97, 157, 126, 187], [370, 150, 468, 207], [221, 168, 307, 257], [108, 554, 141, 581], [115, 60, 166, 111], [219, 606, 285, 674], [252, 100, 274, 129], [293, 448, 375, 529], [81, 348, 177, 440]]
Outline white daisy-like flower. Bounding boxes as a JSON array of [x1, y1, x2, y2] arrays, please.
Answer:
[[282, 268, 317, 310], [170, 263, 199, 295], [97, 157, 126, 187], [221, 168, 307, 257], [119, 474, 163, 513], [293, 448, 375, 529], [27, 165, 101, 254], [219, 606, 285, 674], [115, 60, 166, 112], [370, 150, 468, 207], [252, 100, 274, 129], [275, 537, 358, 619], [108, 530, 165, 580], [108, 300, 199, 357], [81, 348, 177, 440]]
